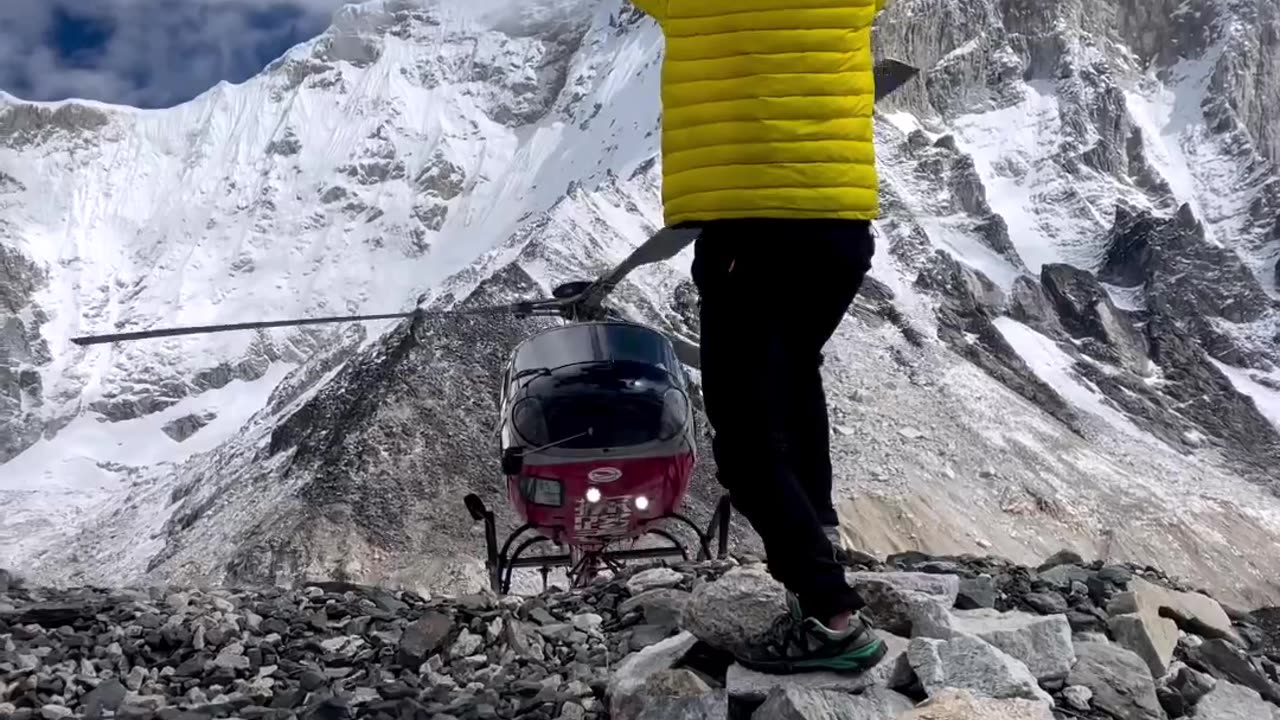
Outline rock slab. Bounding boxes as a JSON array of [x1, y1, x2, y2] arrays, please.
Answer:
[[753, 685, 915, 720], [897, 688, 1056, 719], [949, 608, 1076, 681], [1189, 680, 1279, 720], [608, 630, 700, 716], [1067, 641, 1167, 720], [612, 669, 728, 720], [848, 571, 961, 608], [1108, 577, 1243, 646], [1109, 611, 1179, 677], [908, 634, 1054, 706]]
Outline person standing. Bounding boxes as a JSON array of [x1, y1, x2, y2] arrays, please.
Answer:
[[627, 0, 893, 674]]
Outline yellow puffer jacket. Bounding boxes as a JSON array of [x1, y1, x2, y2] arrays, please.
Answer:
[[630, 0, 890, 226]]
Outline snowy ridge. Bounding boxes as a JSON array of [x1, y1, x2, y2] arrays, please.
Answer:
[[3, 0, 1280, 604]]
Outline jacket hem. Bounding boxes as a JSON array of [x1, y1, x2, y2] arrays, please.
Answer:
[[665, 208, 880, 225]]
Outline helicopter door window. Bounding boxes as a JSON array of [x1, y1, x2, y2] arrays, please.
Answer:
[[518, 475, 564, 507]]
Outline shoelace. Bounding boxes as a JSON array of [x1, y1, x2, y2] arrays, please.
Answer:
[[760, 609, 808, 658]]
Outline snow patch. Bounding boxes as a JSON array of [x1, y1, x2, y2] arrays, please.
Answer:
[[1212, 361, 1280, 430], [992, 316, 1151, 442]]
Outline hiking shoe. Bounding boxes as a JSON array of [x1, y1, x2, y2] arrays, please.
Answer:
[[737, 592, 887, 675], [823, 525, 851, 565]]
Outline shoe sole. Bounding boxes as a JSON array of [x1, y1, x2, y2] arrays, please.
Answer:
[[735, 636, 888, 676]]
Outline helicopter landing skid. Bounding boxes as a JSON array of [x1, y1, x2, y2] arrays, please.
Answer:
[[463, 493, 733, 595]]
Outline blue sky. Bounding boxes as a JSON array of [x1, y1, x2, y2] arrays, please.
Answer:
[[0, 0, 349, 108]]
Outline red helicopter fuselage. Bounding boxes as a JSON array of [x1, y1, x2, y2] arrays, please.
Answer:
[[494, 321, 698, 552]]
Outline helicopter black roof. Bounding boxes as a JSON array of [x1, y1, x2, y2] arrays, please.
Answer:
[[510, 321, 682, 378]]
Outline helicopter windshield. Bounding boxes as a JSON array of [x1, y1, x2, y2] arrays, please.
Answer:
[[508, 323, 689, 450], [511, 323, 682, 380]]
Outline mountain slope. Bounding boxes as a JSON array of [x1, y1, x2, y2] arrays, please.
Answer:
[[2, 0, 1280, 605]]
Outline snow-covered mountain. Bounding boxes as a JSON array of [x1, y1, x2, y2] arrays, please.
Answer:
[[3, 0, 1280, 606]]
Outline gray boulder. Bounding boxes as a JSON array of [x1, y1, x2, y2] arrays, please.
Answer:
[[848, 572, 961, 637], [848, 571, 961, 607], [1190, 680, 1280, 720], [949, 608, 1076, 681], [896, 688, 1055, 719], [1109, 611, 1178, 677], [612, 669, 727, 720], [626, 568, 686, 596], [907, 634, 1054, 706], [608, 631, 699, 717], [680, 565, 788, 660], [753, 686, 915, 720], [1066, 641, 1167, 720]]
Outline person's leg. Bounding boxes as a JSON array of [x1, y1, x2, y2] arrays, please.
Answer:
[[690, 220, 883, 673], [789, 363, 848, 562], [782, 220, 877, 560], [789, 363, 839, 527]]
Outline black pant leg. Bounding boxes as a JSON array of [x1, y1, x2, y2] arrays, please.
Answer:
[[782, 220, 876, 531], [788, 365, 839, 528], [690, 221, 865, 621]]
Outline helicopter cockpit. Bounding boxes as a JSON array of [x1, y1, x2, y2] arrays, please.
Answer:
[[500, 322, 693, 457]]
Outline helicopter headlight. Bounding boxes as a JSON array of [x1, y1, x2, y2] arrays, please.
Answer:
[[635, 495, 649, 511], [585, 486, 602, 503]]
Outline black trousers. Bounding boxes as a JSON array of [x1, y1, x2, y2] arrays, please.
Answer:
[[687, 218, 875, 622]]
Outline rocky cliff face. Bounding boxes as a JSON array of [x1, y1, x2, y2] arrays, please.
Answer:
[[872, 0, 1280, 479], [2, 0, 1280, 608]]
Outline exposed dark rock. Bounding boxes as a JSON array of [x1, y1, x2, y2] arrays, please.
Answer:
[[1253, 607, 1280, 659], [0, 244, 52, 463], [1184, 638, 1280, 705], [412, 202, 449, 231], [932, 301, 1083, 435], [1008, 275, 1064, 336], [1156, 663, 1216, 717], [0, 102, 111, 149], [915, 251, 1007, 319], [162, 411, 217, 443], [266, 130, 302, 157], [1099, 205, 1272, 327], [1142, 309, 1280, 478], [1039, 263, 1151, 376], [413, 152, 466, 200]]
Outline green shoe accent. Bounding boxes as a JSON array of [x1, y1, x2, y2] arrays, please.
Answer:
[[736, 592, 888, 675]]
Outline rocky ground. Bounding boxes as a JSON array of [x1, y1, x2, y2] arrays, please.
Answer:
[[2, 549, 1280, 720]]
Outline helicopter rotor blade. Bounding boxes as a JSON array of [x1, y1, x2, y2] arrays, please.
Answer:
[[69, 311, 421, 346], [873, 58, 920, 101], [670, 336, 701, 370], [576, 225, 702, 316], [71, 63, 918, 350]]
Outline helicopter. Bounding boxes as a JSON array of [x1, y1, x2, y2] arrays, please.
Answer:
[[72, 224, 722, 594], [69, 58, 921, 593]]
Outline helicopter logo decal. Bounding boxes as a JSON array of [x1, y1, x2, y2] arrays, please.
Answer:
[[588, 467, 622, 483]]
